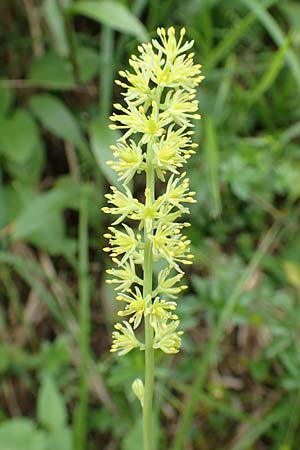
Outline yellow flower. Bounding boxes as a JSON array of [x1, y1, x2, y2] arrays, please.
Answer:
[[107, 140, 145, 184], [106, 259, 142, 291], [152, 126, 197, 180], [103, 224, 141, 264], [153, 268, 187, 299], [162, 89, 200, 127], [164, 172, 196, 210], [111, 321, 144, 355], [102, 185, 140, 224], [117, 287, 151, 329], [110, 101, 171, 143], [151, 222, 192, 272], [149, 297, 178, 330], [153, 319, 184, 354]]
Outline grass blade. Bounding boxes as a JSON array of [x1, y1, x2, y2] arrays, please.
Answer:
[[248, 35, 290, 104], [73, 192, 90, 450], [229, 401, 290, 450], [241, 0, 300, 88], [205, 13, 256, 71], [204, 116, 221, 218], [171, 222, 282, 450]]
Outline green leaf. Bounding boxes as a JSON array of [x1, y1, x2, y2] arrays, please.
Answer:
[[76, 46, 99, 83], [27, 48, 99, 86], [0, 86, 14, 116], [4, 137, 45, 184], [29, 94, 84, 148], [46, 427, 72, 450], [0, 109, 39, 164], [37, 376, 67, 431], [122, 417, 143, 450], [0, 418, 46, 450], [10, 184, 91, 240], [89, 117, 122, 187], [69, 1, 148, 41], [29, 430, 48, 450], [43, 0, 68, 56], [28, 52, 75, 87], [30, 212, 77, 257]]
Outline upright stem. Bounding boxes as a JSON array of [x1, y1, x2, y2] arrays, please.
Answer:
[[99, 26, 114, 119], [143, 139, 155, 450], [74, 192, 90, 450]]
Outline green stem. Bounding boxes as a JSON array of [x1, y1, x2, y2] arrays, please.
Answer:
[[57, 0, 81, 84], [74, 191, 90, 450], [143, 140, 155, 450], [99, 26, 114, 118]]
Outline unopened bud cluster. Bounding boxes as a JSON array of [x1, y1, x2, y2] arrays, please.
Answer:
[[103, 27, 203, 356]]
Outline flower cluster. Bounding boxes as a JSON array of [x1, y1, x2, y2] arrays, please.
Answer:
[[103, 27, 203, 356]]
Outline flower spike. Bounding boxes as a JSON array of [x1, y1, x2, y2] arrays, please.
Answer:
[[103, 27, 203, 355]]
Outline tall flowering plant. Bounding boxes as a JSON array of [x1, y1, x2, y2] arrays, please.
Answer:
[[103, 27, 203, 450]]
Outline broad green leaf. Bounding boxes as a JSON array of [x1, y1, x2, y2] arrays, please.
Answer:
[[29, 94, 84, 148], [30, 212, 77, 257], [37, 376, 67, 431], [69, 1, 148, 41], [28, 52, 75, 86], [76, 46, 99, 83], [0, 86, 14, 116], [122, 418, 143, 450], [29, 430, 48, 450], [39, 337, 72, 376], [0, 418, 43, 450], [11, 184, 91, 240], [89, 117, 122, 187], [4, 181, 75, 256], [28, 48, 99, 86], [46, 427, 72, 450], [0, 109, 39, 164]]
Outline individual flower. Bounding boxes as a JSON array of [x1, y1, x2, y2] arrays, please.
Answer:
[[153, 268, 187, 299], [152, 126, 198, 181], [151, 222, 192, 271], [153, 319, 184, 354], [106, 259, 142, 291], [102, 185, 141, 224], [111, 321, 144, 355], [117, 287, 151, 329], [162, 89, 200, 127], [130, 187, 164, 232], [149, 297, 178, 330], [107, 140, 145, 184], [164, 172, 196, 210], [103, 224, 141, 264], [110, 101, 171, 143]]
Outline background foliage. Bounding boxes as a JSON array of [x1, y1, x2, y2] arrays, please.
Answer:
[[1, 0, 300, 449]]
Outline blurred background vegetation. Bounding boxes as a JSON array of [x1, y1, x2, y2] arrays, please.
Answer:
[[1, 0, 300, 449]]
